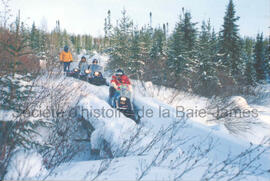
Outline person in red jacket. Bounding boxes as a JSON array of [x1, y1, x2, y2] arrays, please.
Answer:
[[109, 69, 132, 106]]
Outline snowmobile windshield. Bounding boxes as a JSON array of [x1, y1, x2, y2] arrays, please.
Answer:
[[90, 64, 103, 73], [117, 84, 132, 99]]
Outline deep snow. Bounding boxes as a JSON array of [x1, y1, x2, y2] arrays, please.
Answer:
[[3, 52, 270, 180]]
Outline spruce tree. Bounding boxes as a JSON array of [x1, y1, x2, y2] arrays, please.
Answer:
[[138, 26, 153, 80], [195, 20, 221, 96], [75, 35, 81, 54], [39, 30, 47, 52], [267, 36, 270, 79], [219, 0, 242, 79], [149, 27, 167, 84], [167, 10, 197, 89], [104, 17, 108, 39], [62, 29, 69, 47], [30, 22, 42, 51], [84, 35, 92, 51], [254, 33, 266, 81], [107, 9, 133, 72], [243, 37, 256, 85], [150, 28, 166, 59], [129, 29, 143, 78]]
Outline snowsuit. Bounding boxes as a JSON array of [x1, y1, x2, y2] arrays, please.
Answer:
[[78, 61, 89, 75], [89, 64, 103, 77], [111, 75, 131, 87], [59, 50, 73, 72], [109, 75, 131, 107]]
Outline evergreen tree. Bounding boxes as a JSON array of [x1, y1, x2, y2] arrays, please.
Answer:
[[129, 29, 143, 78], [84, 35, 92, 51], [138, 26, 153, 80], [262, 36, 270, 81], [167, 10, 197, 89], [107, 10, 112, 37], [150, 27, 166, 59], [194, 20, 221, 96], [148, 27, 167, 84], [62, 29, 69, 47], [104, 10, 112, 47], [254, 33, 266, 81], [30, 22, 39, 50], [39, 30, 48, 52], [70, 35, 76, 45], [51, 20, 62, 51], [104, 17, 108, 39], [267, 36, 270, 79], [219, 0, 242, 78], [241, 37, 256, 85], [75, 35, 81, 54], [107, 9, 133, 72]]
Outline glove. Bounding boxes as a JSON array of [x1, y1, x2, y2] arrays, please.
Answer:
[[115, 85, 120, 90]]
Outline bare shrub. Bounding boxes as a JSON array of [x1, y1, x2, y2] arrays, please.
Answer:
[[201, 138, 270, 181], [134, 121, 270, 181], [206, 96, 262, 135]]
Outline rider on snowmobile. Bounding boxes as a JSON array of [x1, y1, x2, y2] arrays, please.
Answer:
[[89, 59, 103, 77], [78, 56, 89, 75], [109, 69, 132, 106]]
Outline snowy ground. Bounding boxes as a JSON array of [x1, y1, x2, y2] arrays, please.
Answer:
[[3, 53, 270, 180], [44, 76, 270, 180]]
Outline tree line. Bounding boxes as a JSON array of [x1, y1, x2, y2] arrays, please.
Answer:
[[103, 0, 270, 97]]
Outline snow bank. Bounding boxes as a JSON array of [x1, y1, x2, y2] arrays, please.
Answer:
[[78, 93, 137, 152], [228, 96, 251, 110], [0, 110, 17, 122], [5, 150, 46, 180]]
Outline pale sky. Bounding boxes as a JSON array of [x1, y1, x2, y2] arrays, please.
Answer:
[[8, 0, 270, 37]]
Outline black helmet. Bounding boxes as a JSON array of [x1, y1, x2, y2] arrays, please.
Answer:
[[92, 59, 98, 64], [115, 69, 124, 76], [81, 56, 86, 61]]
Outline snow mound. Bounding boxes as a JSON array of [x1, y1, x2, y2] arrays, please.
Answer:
[[228, 96, 251, 110], [5, 150, 46, 180]]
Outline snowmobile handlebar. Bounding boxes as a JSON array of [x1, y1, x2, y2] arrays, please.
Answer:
[[117, 84, 132, 92]]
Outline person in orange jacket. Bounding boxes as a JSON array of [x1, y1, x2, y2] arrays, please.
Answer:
[[59, 45, 73, 72]]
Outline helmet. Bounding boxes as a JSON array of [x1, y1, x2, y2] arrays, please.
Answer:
[[81, 56, 86, 61], [92, 59, 98, 64], [64, 45, 69, 52], [115, 69, 124, 76]]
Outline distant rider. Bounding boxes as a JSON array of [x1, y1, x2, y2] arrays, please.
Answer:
[[59, 45, 73, 72], [78, 56, 89, 74], [109, 69, 132, 106], [89, 59, 103, 77]]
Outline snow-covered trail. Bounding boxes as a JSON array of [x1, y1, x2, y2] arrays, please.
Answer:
[[34, 53, 270, 180], [3, 53, 270, 180], [42, 75, 270, 180]]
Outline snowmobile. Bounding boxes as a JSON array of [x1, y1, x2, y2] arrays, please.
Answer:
[[66, 68, 80, 78], [79, 69, 91, 81], [109, 84, 140, 124], [87, 64, 107, 86]]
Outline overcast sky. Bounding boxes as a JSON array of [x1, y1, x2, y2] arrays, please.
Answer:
[[8, 0, 270, 37]]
